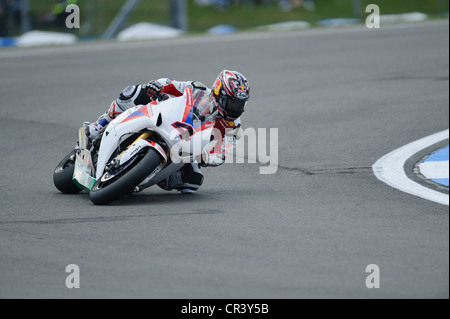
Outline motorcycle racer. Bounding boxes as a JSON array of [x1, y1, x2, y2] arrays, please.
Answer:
[[86, 70, 250, 194]]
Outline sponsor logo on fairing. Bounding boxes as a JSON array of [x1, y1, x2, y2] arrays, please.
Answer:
[[119, 105, 153, 124]]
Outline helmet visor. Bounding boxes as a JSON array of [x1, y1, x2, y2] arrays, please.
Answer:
[[227, 97, 246, 112], [222, 96, 246, 119]]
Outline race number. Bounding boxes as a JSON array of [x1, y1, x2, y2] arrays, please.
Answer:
[[172, 121, 194, 141]]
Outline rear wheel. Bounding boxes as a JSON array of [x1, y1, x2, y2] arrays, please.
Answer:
[[89, 148, 162, 205], [53, 149, 82, 194]]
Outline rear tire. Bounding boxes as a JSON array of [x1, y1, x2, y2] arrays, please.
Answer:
[[53, 149, 82, 194], [89, 148, 162, 205]]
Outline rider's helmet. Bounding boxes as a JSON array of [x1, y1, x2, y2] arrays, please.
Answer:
[[212, 70, 250, 121]]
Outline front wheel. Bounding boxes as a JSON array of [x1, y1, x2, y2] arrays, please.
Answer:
[[89, 148, 163, 205], [53, 149, 83, 194]]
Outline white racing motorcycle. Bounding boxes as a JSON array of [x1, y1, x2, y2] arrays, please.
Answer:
[[53, 87, 217, 205]]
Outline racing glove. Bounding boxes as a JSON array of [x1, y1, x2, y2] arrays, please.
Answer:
[[143, 80, 163, 101], [200, 150, 225, 167]]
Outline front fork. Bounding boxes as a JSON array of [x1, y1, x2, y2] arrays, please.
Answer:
[[119, 132, 153, 156]]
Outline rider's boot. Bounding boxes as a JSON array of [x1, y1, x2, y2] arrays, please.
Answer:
[[86, 101, 124, 141], [157, 162, 204, 194], [86, 84, 153, 141]]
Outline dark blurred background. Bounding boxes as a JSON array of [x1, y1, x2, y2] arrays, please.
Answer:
[[0, 0, 449, 38]]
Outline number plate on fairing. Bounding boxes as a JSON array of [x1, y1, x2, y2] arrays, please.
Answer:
[[72, 126, 97, 191], [73, 150, 97, 191]]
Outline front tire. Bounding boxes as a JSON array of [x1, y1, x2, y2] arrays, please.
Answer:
[[53, 149, 82, 194], [89, 148, 162, 205]]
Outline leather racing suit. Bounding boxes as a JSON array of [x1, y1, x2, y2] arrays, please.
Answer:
[[88, 78, 243, 193]]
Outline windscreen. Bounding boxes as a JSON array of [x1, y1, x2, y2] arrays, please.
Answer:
[[192, 90, 216, 121]]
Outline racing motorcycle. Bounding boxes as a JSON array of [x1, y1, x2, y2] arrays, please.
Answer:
[[53, 86, 217, 205]]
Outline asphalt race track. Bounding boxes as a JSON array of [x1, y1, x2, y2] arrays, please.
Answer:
[[0, 21, 448, 299]]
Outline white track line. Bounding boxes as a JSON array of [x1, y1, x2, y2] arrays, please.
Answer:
[[372, 129, 449, 206], [419, 161, 449, 179]]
